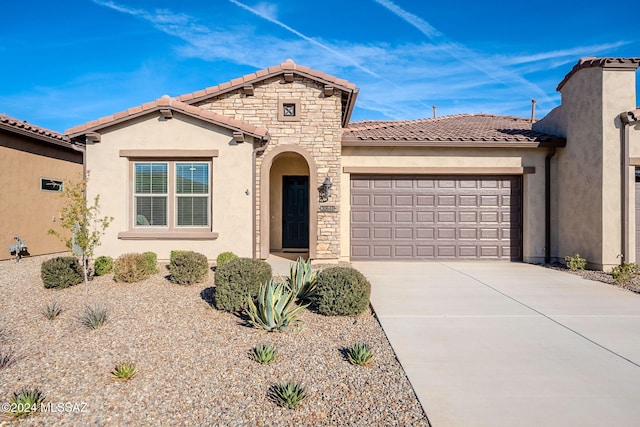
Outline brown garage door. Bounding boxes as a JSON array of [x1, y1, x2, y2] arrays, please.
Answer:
[[350, 175, 522, 260]]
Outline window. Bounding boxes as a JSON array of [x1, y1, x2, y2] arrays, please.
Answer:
[[41, 178, 63, 192], [283, 103, 296, 117], [277, 99, 300, 122], [133, 161, 210, 229]]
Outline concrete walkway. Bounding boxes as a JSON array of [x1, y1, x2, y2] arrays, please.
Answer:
[[353, 261, 640, 427]]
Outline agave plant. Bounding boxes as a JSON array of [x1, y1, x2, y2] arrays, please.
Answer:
[[346, 343, 375, 366], [287, 257, 317, 302], [8, 388, 45, 418], [251, 344, 278, 365], [246, 279, 308, 332], [42, 301, 63, 320], [111, 362, 137, 380], [269, 381, 307, 409]]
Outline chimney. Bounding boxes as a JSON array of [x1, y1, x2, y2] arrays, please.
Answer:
[[530, 99, 536, 123], [432, 105, 437, 119]]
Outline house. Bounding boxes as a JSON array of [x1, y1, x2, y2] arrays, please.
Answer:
[[65, 57, 639, 270], [0, 114, 83, 260]]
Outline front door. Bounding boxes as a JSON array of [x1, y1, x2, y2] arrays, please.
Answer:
[[282, 176, 309, 248]]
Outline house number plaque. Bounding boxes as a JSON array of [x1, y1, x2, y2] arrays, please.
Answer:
[[319, 205, 337, 212]]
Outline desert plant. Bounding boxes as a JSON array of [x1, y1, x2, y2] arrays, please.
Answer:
[[287, 257, 317, 302], [565, 253, 587, 271], [41, 256, 83, 289], [311, 267, 371, 316], [114, 253, 151, 283], [111, 362, 137, 380], [0, 350, 19, 370], [214, 258, 272, 312], [80, 304, 108, 330], [216, 251, 238, 268], [42, 302, 63, 320], [93, 256, 114, 276], [346, 343, 375, 366], [48, 176, 113, 296], [168, 251, 209, 285], [7, 388, 45, 418], [251, 344, 278, 365], [170, 250, 190, 262], [269, 381, 307, 409], [611, 262, 639, 284], [246, 280, 307, 332], [142, 251, 159, 274]]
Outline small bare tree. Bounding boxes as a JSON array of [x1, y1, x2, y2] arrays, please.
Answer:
[[48, 176, 112, 295]]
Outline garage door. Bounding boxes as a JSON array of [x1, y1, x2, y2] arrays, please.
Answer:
[[350, 175, 522, 260]]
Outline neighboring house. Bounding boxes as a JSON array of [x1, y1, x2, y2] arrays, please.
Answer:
[[0, 114, 83, 260], [65, 57, 640, 270]]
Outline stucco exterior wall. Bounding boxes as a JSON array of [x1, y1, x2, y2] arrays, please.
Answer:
[[340, 146, 547, 263], [197, 75, 344, 259], [85, 112, 254, 261], [0, 137, 82, 260]]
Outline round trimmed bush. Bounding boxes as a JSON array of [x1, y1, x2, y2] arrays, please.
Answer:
[[142, 251, 159, 274], [114, 253, 151, 283], [214, 257, 272, 312], [216, 251, 238, 269], [41, 257, 83, 289], [168, 251, 209, 285], [93, 256, 114, 276], [311, 267, 371, 316]]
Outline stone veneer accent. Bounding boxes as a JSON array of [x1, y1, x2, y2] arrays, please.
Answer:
[[196, 75, 344, 259]]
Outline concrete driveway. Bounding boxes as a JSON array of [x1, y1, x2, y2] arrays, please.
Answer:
[[353, 262, 640, 427]]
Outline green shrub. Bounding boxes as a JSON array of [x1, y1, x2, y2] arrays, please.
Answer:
[[246, 279, 307, 332], [168, 251, 209, 285], [114, 253, 151, 283], [287, 257, 317, 302], [170, 250, 190, 262], [41, 256, 83, 289], [93, 256, 114, 276], [214, 258, 272, 312], [8, 388, 45, 418], [565, 253, 587, 271], [611, 262, 639, 284], [142, 251, 159, 274], [311, 267, 371, 316], [269, 381, 307, 409], [216, 251, 238, 268]]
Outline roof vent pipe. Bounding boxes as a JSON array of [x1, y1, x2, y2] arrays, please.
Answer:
[[531, 99, 537, 123], [432, 105, 437, 119]]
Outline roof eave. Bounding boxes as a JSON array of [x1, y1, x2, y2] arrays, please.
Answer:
[[341, 138, 566, 148], [0, 121, 75, 150], [342, 88, 359, 128]]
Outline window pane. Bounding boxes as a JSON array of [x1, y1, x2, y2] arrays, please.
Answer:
[[135, 163, 167, 194], [136, 196, 167, 226], [177, 196, 208, 226], [176, 163, 208, 194]]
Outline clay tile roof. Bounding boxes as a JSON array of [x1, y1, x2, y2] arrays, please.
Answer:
[[65, 96, 268, 140], [176, 59, 358, 104], [557, 57, 640, 91], [343, 114, 565, 146], [0, 113, 72, 146]]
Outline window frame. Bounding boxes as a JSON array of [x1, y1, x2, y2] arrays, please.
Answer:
[[118, 150, 219, 241]]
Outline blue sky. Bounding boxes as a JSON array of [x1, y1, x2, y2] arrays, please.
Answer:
[[1, 0, 637, 133]]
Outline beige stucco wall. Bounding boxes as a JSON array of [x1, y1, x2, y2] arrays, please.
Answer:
[[269, 153, 309, 250], [0, 137, 82, 260], [85, 112, 254, 261], [197, 76, 344, 260], [340, 146, 548, 263], [535, 66, 638, 270]]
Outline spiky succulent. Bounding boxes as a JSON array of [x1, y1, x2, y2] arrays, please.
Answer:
[[111, 362, 137, 380], [80, 304, 108, 330], [42, 301, 63, 320], [269, 381, 307, 409], [8, 388, 45, 418], [251, 344, 278, 365], [287, 257, 317, 302], [0, 349, 19, 370], [246, 279, 308, 332], [346, 343, 375, 366]]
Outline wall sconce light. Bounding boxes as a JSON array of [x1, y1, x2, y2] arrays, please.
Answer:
[[318, 177, 332, 203]]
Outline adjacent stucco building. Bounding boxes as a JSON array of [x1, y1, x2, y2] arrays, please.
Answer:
[[63, 57, 639, 270], [0, 114, 83, 260]]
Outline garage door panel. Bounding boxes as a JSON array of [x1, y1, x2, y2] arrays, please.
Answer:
[[350, 175, 522, 260]]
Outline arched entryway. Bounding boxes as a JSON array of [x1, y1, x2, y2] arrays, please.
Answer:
[[259, 145, 318, 259]]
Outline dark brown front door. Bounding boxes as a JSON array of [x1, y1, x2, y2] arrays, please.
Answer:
[[350, 175, 522, 260]]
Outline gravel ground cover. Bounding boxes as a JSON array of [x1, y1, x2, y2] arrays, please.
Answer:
[[0, 254, 430, 426], [547, 262, 640, 294]]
